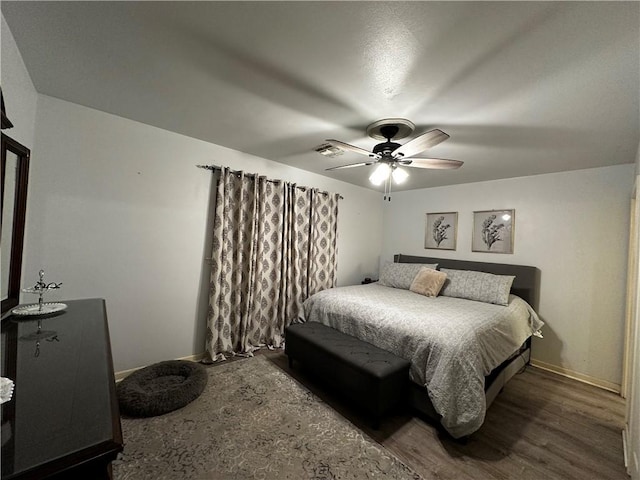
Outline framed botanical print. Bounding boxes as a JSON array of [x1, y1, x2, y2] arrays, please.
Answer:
[[472, 209, 515, 254], [425, 212, 457, 250]]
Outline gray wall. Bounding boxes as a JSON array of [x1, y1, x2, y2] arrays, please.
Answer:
[[380, 165, 634, 390], [25, 95, 382, 371]]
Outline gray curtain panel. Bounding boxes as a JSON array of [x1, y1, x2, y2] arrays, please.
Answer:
[[206, 168, 339, 361]]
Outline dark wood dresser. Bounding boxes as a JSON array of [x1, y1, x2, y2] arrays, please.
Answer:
[[1, 298, 123, 479]]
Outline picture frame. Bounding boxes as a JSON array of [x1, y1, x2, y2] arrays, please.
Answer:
[[472, 209, 515, 254], [425, 212, 458, 250]]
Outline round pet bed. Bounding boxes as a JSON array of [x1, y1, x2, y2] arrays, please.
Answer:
[[117, 360, 208, 417]]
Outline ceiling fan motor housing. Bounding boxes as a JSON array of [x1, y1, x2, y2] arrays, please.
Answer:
[[373, 141, 401, 156]]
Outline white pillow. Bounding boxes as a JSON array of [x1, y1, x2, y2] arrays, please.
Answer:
[[378, 262, 438, 290], [439, 268, 515, 306]]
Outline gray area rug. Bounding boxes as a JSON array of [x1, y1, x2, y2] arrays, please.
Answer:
[[113, 356, 421, 480]]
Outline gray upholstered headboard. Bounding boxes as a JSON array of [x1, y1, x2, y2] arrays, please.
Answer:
[[394, 254, 540, 309]]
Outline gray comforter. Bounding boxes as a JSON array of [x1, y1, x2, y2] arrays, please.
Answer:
[[301, 283, 544, 438]]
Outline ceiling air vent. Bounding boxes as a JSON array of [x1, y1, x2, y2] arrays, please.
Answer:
[[313, 143, 344, 158]]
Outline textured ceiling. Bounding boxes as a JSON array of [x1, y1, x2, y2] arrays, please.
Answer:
[[2, 1, 639, 191]]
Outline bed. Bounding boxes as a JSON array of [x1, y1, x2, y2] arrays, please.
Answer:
[[301, 254, 543, 438]]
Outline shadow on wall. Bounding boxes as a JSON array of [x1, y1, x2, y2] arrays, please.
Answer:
[[531, 321, 564, 368], [193, 170, 219, 356]]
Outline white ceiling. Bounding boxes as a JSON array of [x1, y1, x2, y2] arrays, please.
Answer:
[[2, 1, 639, 191]]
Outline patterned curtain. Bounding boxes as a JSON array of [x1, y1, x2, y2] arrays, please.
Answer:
[[206, 168, 339, 361]]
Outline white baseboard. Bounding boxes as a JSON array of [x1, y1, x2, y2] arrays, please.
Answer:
[[623, 427, 629, 471], [625, 424, 640, 478], [114, 353, 206, 382], [530, 359, 621, 394]]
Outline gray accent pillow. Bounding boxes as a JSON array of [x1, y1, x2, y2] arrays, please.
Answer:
[[440, 268, 515, 306], [379, 262, 438, 289]]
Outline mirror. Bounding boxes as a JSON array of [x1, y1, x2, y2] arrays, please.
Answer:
[[1, 133, 30, 314]]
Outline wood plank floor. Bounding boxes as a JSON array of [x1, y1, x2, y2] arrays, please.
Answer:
[[259, 351, 627, 480]]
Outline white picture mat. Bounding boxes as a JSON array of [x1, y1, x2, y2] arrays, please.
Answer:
[[472, 210, 514, 254], [425, 212, 457, 250]]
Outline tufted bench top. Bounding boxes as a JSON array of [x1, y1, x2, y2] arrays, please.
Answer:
[[286, 322, 409, 378]]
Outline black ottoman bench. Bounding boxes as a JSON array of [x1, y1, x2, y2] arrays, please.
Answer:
[[285, 322, 410, 428]]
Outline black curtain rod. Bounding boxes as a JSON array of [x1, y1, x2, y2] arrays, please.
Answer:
[[196, 164, 344, 200]]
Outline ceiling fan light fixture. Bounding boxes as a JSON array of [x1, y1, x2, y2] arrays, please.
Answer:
[[369, 163, 390, 185], [392, 166, 409, 184], [321, 120, 462, 196]]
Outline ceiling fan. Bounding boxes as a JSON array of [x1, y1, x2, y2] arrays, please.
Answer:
[[323, 118, 462, 200]]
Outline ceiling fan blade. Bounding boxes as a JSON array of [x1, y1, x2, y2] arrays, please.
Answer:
[[325, 161, 375, 171], [392, 129, 449, 158], [400, 158, 463, 170], [325, 139, 376, 157]]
